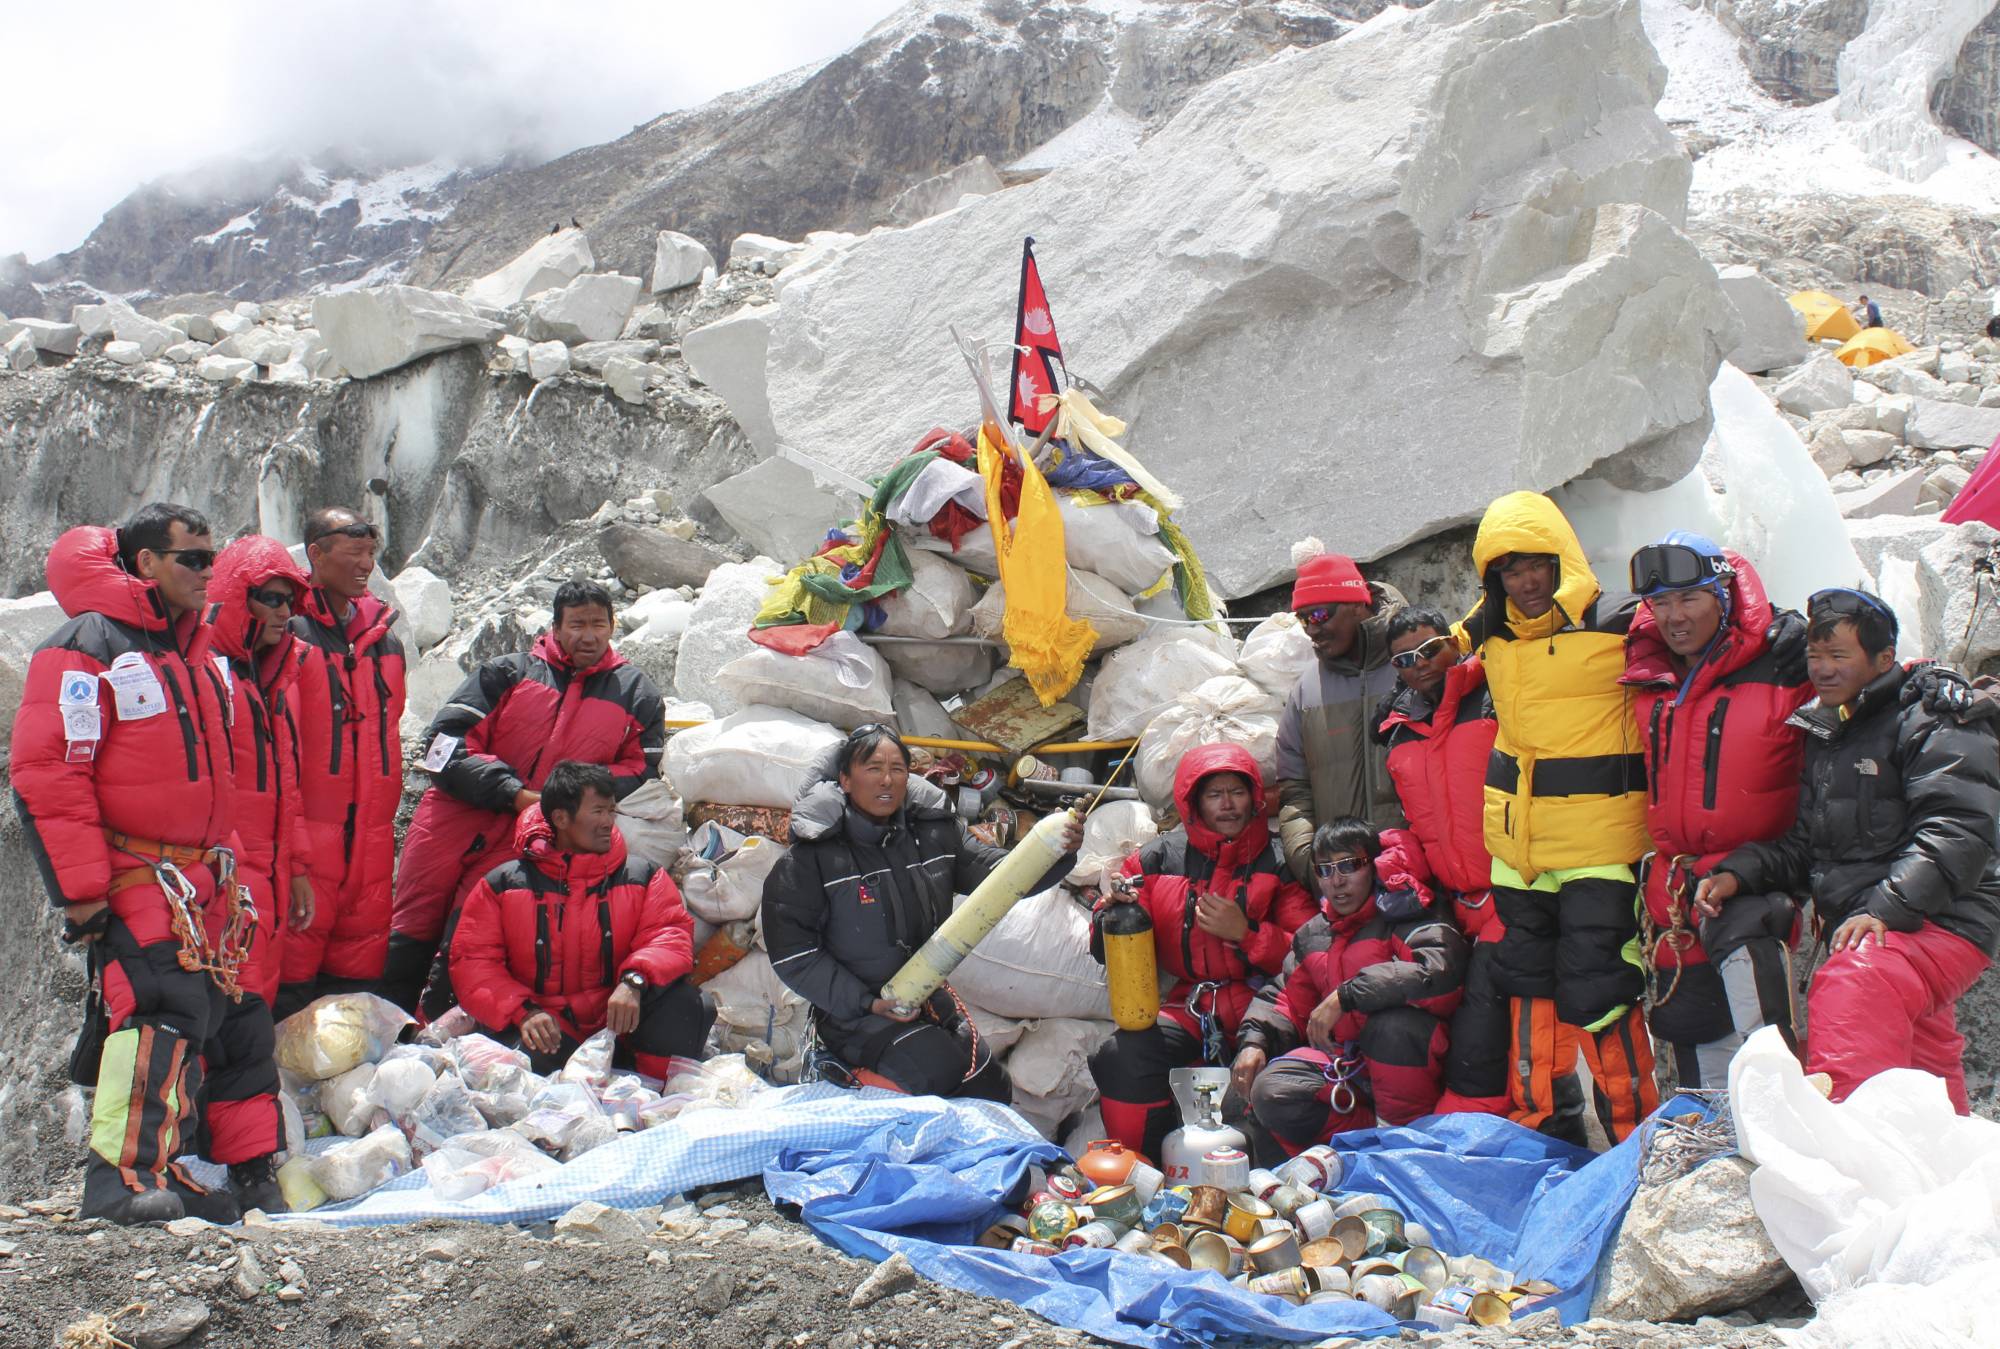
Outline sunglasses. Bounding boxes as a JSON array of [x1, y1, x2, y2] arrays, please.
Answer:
[[1312, 856, 1369, 879], [1807, 587, 1900, 639], [161, 548, 216, 572], [1297, 605, 1345, 627], [1389, 635, 1453, 669], [246, 586, 296, 612], [311, 521, 380, 545]]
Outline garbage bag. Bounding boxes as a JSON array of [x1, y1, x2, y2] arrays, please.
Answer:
[[369, 1057, 439, 1119], [406, 1073, 490, 1157], [1238, 612, 1315, 702], [1056, 495, 1177, 597], [666, 705, 843, 809], [970, 568, 1147, 655], [421, 1143, 560, 1201], [1068, 799, 1158, 891], [559, 1028, 619, 1088], [323, 1063, 381, 1137], [715, 630, 895, 730], [880, 637, 996, 696], [664, 1053, 772, 1109], [948, 888, 1111, 1021], [274, 993, 414, 1081], [617, 778, 687, 868], [703, 954, 811, 1084], [277, 1156, 327, 1212], [680, 823, 786, 924], [1135, 676, 1281, 810], [308, 1123, 413, 1201], [891, 678, 962, 739], [1086, 635, 1241, 741], [448, 1034, 533, 1091], [1007, 1018, 1116, 1140], [877, 549, 977, 640]]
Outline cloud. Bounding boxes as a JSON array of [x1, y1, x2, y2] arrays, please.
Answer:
[[1, 0, 905, 262]]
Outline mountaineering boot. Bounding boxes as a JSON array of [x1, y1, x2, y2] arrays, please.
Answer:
[[168, 1164, 241, 1225], [228, 1154, 288, 1215], [94, 1187, 186, 1227]]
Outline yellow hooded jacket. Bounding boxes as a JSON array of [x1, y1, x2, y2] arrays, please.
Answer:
[[1453, 492, 1648, 881]]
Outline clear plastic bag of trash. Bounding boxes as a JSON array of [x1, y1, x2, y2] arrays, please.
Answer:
[[420, 1144, 560, 1201], [368, 1057, 439, 1119], [597, 1073, 663, 1130], [307, 1123, 413, 1200], [274, 993, 413, 1080], [449, 1034, 533, 1091], [468, 1073, 542, 1128], [323, 1063, 381, 1136], [280, 1070, 331, 1140], [419, 1005, 479, 1046], [380, 1042, 454, 1074], [664, 1054, 770, 1109], [406, 1072, 488, 1157], [559, 1028, 618, 1088], [512, 1080, 608, 1153], [560, 1115, 621, 1162]]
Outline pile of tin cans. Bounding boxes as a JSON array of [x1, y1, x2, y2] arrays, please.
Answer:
[[980, 1143, 1558, 1327]]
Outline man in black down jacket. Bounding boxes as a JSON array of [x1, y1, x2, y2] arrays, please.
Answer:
[[761, 726, 1079, 1100], [1697, 589, 2000, 1113]]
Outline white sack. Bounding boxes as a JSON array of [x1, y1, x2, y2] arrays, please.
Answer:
[[675, 557, 783, 715], [1238, 613, 1316, 702], [881, 637, 995, 695], [876, 549, 977, 640], [1006, 1017, 1115, 1140], [1086, 635, 1241, 741], [949, 887, 1111, 1022], [1731, 1024, 2000, 1346], [665, 706, 842, 809], [907, 524, 999, 577], [680, 823, 787, 924], [891, 679, 962, 740], [966, 1005, 1028, 1057], [715, 629, 895, 729], [1056, 495, 1177, 597], [970, 567, 1147, 654], [1135, 675, 1281, 810], [1069, 799, 1159, 891], [615, 778, 686, 868], [703, 951, 811, 1084]]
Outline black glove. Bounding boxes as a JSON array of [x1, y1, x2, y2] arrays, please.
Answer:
[[1766, 609, 1808, 687], [61, 906, 110, 945], [1902, 661, 1996, 723]]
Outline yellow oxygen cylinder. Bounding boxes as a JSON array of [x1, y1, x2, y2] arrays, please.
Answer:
[[880, 807, 1078, 1014], [1099, 879, 1160, 1033]]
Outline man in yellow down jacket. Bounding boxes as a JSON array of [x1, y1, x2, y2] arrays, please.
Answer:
[[1453, 492, 1658, 1144]]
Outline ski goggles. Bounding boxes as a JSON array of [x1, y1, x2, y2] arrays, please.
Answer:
[[1807, 587, 1899, 640], [309, 520, 380, 546], [1312, 856, 1369, 880], [1389, 635, 1453, 669], [1628, 543, 1730, 597]]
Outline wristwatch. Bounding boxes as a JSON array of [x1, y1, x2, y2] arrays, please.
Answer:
[[621, 971, 646, 991]]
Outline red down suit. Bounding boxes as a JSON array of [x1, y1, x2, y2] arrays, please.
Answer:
[[1375, 656, 1508, 1114], [393, 632, 666, 951], [10, 527, 273, 1213], [1620, 552, 1810, 1060], [203, 537, 315, 1006], [1237, 834, 1467, 1150], [1085, 743, 1318, 1161], [285, 585, 404, 987], [448, 807, 700, 1077]]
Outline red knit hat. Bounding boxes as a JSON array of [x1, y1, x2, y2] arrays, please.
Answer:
[[1290, 539, 1371, 610]]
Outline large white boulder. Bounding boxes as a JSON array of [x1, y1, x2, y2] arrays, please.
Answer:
[[523, 273, 643, 345], [103, 340, 144, 366], [650, 231, 715, 294], [3, 329, 35, 371], [684, 304, 778, 453], [1771, 352, 1855, 417], [73, 301, 179, 358], [526, 340, 571, 382], [313, 286, 506, 379], [463, 227, 595, 310], [601, 355, 662, 405], [761, 0, 1734, 597], [1918, 521, 2000, 670], [163, 313, 219, 343], [728, 233, 805, 273], [1905, 396, 2000, 450], [1834, 467, 1926, 519], [213, 326, 295, 367], [1715, 265, 1810, 374], [700, 455, 850, 563], [0, 317, 81, 356], [196, 354, 256, 383], [389, 566, 453, 652]]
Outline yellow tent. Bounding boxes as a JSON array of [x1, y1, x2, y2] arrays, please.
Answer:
[[1788, 290, 1862, 344], [1836, 327, 1915, 368]]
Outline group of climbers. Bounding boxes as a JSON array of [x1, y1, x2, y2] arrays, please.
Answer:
[[11, 502, 709, 1225]]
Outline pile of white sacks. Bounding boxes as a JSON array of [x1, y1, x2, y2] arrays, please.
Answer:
[[567, 478, 1325, 1140]]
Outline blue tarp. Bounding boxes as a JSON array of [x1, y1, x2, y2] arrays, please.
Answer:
[[263, 1082, 1701, 1347]]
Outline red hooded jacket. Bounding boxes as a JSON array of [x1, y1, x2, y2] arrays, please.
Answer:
[[12, 527, 234, 909], [1620, 552, 1812, 967], [1374, 658, 1500, 941], [287, 584, 405, 982], [1239, 832, 1467, 1054], [448, 807, 695, 1038], [393, 630, 666, 945], [1119, 743, 1318, 1046], [203, 536, 315, 1002]]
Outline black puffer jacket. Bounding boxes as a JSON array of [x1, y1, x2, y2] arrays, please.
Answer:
[[761, 762, 1072, 1031], [1719, 665, 2000, 956]]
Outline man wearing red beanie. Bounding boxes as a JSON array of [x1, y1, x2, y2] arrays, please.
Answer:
[[1275, 540, 1408, 883]]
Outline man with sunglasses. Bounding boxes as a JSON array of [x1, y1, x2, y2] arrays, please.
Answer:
[[1619, 532, 1813, 1094], [1697, 589, 2000, 1112], [1274, 543, 1407, 887], [11, 503, 249, 1223], [280, 508, 406, 1017]]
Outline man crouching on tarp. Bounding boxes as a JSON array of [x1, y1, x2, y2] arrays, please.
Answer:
[[1697, 589, 2000, 1112]]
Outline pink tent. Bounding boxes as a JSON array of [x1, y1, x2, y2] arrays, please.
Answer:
[[1942, 431, 2000, 528]]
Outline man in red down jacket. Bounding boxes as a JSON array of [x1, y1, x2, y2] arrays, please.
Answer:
[[1620, 533, 1812, 1090], [1087, 743, 1319, 1161], [280, 507, 405, 1017], [1372, 606, 1512, 1117], [387, 578, 666, 1013], [10, 506, 258, 1224], [1234, 818, 1467, 1155], [449, 761, 714, 1075]]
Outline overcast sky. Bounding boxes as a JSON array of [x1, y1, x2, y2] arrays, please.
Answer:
[[2, 0, 907, 262]]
